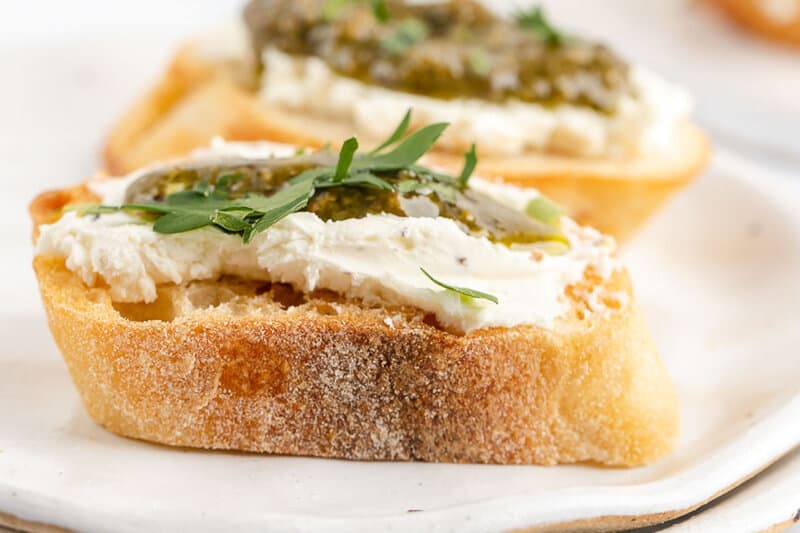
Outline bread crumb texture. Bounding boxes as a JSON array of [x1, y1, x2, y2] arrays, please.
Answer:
[[34, 253, 678, 466], [29, 184, 678, 466]]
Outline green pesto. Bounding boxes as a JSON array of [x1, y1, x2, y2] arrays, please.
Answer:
[[243, 0, 632, 112], [125, 157, 565, 246]]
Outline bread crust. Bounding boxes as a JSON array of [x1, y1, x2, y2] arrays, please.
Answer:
[[103, 39, 710, 241], [30, 186, 678, 466], [708, 0, 800, 45]]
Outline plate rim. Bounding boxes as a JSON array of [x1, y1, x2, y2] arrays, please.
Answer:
[[2, 148, 800, 533]]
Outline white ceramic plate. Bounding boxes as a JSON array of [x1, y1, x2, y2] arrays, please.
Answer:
[[1, 150, 799, 533], [2, 3, 800, 530], [661, 446, 800, 533]]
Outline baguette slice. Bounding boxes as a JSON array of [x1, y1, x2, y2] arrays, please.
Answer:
[[103, 39, 710, 242], [708, 0, 800, 45], [30, 183, 679, 466]]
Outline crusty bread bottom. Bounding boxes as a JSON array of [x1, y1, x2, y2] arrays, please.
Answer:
[[708, 0, 800, 45], [34, 254, 678, 466], [30, 176, 678, 466], [103, 40, 710, 242]]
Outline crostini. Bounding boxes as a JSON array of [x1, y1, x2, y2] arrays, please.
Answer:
[[103, 0, 709, 241], [34, 120, 678, 466], [708, 0, 800, 45]]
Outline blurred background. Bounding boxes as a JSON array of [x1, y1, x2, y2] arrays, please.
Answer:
[[3, 0, 799, 181]]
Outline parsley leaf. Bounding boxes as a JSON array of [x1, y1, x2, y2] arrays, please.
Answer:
[[457, 144, 478, 187], [210, 211, 251, 233], [65, 204, 128, 216], [336, 171, 394, 191], [355, 122, 448, 170], [153, 212, 212, 234], [420, 268, 499, 304], [75, 111, 470, 243], [371, 0, 390, 23], [239, 178, 316, 242], [322, 0, 390, 23], [515, 6, 565, 45], [334, 137, 359, 183], [369, 109, 412, 154]]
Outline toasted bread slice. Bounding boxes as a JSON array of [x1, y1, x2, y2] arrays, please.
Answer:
[[30, 183, 678, 466], [103, 39, 710, 242], [708, 0, 800, 45]]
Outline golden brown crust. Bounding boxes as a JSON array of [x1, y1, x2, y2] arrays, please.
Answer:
[[0, 511, 74, 533], [28, 183, 95, 241], [708, 0, 800, 45], [102, 39, 710, 241], [30, 186, 679, 466]]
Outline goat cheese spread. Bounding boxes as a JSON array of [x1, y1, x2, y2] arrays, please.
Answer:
[[35, 141, 620, 333], [209, 0, 695, 160], [259, 47, 693, 159]]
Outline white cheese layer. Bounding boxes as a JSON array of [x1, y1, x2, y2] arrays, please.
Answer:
[[258, 47, 693, 159], [35, 142, 619, 333]]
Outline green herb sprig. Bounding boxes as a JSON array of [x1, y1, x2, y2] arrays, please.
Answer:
[[76, 110, 478, 244], [514, 6, 565, 46], [323, 0, 390, 23], [420, 267, 499, 304]]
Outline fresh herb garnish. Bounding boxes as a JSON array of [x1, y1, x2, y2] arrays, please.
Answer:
[[355, 121, 447, 171], [322, 0, 390, 23], [371, 0, 390, 23], [515, 6, 565, 46], [381, 18, 428, 55], [333, 137, 359, 183], [369, 109, 411, 155], [457, 144, 478, 187], [420, 268, 499, 304], [76, 111, 477, 244]]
